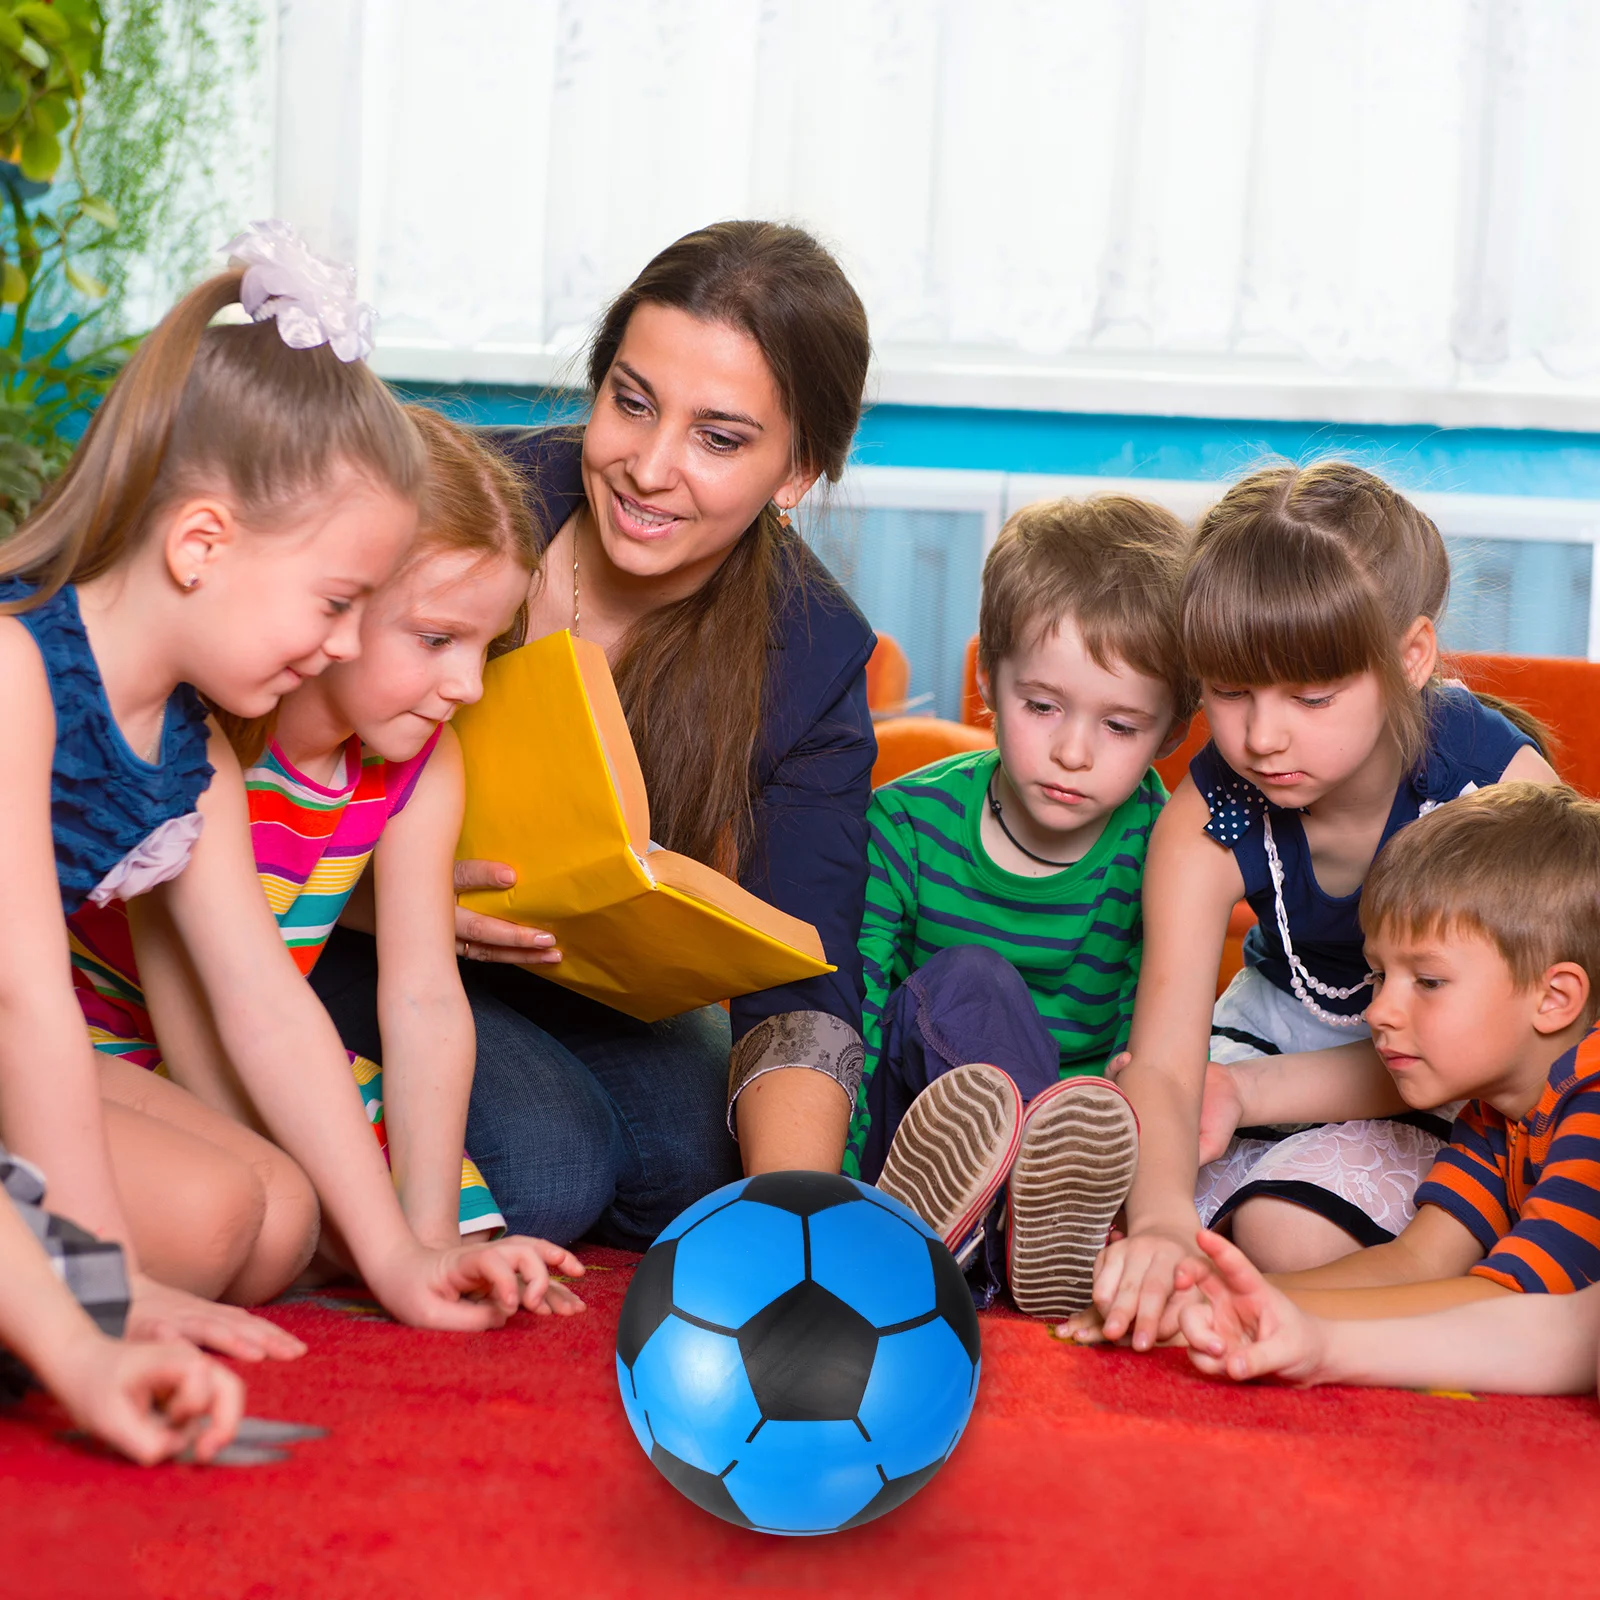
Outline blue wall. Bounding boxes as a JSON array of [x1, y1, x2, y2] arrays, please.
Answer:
[[402, 382, 1600, 501]]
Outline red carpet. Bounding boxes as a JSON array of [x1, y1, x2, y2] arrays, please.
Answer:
[[3, 1248, 1597, 1599]]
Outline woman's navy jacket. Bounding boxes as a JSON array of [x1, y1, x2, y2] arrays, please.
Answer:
[[484, 427, 875, 1045]]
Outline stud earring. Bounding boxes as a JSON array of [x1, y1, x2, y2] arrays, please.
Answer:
[[182, 574, 200, 590]]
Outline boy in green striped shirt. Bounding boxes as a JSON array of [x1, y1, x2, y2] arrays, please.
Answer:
[[850, 496, 1196, 1315]]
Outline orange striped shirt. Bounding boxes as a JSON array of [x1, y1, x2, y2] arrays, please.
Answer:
[[1417, 1028, 1600, 1293]]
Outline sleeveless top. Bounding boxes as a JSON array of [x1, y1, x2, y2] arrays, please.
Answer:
[[2, 578, 213, 915], [1190, 685, 1534, 1018], [67, 729, 441, 1068]]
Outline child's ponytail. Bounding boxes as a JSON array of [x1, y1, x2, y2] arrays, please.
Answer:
[[1, 264, 423, 614], [0, 272, 249, 605]]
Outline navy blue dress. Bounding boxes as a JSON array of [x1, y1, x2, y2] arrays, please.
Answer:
[[1190, 684, 1535, 1018], [3, 578, 213, 914], [309, 428, 878, 1246]]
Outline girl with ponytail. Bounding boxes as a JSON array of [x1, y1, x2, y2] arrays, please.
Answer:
[[0, 225, 580, 1360]]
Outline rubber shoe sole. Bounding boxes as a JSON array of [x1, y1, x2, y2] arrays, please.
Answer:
[[877, 1063, 1023, 1263], [1007, 1077, 1139, 1320]]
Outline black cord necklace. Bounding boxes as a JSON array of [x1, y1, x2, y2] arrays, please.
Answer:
[[986, 774, 1079, 868]]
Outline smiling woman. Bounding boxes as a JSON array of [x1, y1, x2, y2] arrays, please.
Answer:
[[309, 222, 877, 1247]]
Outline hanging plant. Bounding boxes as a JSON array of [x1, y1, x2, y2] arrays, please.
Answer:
[[0, 0, 134, 537]]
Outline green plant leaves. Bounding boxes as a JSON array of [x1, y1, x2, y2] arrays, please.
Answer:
[[62, 261, 103, 298], [17, 121, 56, 179], [76, 193, 114, 228], [13, 5, 72, 46]]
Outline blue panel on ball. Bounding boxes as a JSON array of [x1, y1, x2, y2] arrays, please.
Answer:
[[856, 1183, 939, 1241], [630, 1315, 761, 1476], [809, 1199, 936, 1328], [672, 1201, 806, 1330], [654, 1177, 750, 1245], [724, 1419, 882, 1534], [857, 1320, 979, 1481], [616, 1352, 655, 1460]]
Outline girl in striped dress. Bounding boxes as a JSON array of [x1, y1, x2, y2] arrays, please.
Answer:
[[69, 408, 537, 1251]]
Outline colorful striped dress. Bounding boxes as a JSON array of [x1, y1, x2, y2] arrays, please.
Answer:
[[69, 732, 503, 1237]]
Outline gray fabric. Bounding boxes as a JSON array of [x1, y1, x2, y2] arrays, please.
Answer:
[[1, 1144, 129, 1401], [726, 1009, 863, 1136]]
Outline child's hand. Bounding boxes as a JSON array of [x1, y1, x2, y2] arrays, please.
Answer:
[[1175, 1228, 1327, 1384], [453, 860, 562, 966], [1058, 1283, 1200, 1346], [127, 1275, 306, 1363], [371, 1236, 587, 1330], [50, 1330, 245, 1465], [1197, 1060, 1245, 1166], [1089, 1226, 1204, 1351]]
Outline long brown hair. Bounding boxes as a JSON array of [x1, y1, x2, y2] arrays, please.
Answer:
[[1181, 459, 1550, 768], [586, 221, 870, 871], [214, 404, 539, 765], [1, 270, 424, 608]]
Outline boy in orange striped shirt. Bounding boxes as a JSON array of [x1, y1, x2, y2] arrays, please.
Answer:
[[1175, 784, 1600, 1381]]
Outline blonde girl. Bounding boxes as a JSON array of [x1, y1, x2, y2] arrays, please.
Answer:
[[1083, 461, 1557, 1349], [69, 407, 563, 1265], [0, 229, 578, 1358]]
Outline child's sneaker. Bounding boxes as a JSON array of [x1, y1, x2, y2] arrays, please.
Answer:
[[1006, 1076, 1139, 1319], [877, 1062, 1022, 1269]]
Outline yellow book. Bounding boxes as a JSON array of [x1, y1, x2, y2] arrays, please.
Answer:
[[452, 630, 834, 1023]]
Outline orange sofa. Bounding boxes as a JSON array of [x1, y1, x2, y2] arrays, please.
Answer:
[[867, 635, 994, 787]]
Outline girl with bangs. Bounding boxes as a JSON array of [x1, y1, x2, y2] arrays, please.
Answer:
[[1072, 461, 1559, 1351]]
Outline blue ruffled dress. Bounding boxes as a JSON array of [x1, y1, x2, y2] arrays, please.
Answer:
[[2, 578, 214, 914]]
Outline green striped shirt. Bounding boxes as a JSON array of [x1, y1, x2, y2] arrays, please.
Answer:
[[844, 748, 1165, 1176]]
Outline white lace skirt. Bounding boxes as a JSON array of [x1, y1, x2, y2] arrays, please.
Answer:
[[1194, 967, 1457, 1243]]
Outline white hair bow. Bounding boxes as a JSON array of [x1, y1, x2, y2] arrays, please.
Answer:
[[222, 220, 376, 363]]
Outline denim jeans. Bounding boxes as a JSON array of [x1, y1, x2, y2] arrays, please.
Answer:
[[309, 928, 743, 1249], [858, 943, 1063, 1183]]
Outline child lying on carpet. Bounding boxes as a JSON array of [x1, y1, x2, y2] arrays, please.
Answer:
[[1172, 782, 1600, 1344], [66, 406, 565, 1261], [1078, 462, 1557, 1353], [0, 1142, 241, 1464], [0, 226, 580, 1357], [847, 494, 1195, 1317]]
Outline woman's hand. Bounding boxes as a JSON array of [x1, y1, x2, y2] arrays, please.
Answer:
[[126, 1274, 306, 1363], [452, 860, 562, 966], [49, 1329, 246, 1465], [367, 1235, 587, 1330]]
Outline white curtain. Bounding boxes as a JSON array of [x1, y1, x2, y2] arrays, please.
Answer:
[[272, 0, 1600, 408]]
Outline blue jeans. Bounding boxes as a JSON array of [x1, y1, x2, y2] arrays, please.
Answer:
[[859, 945, 1064, 1305], [858, 944, 1063, 1184], [308, 929, 743, 1249]]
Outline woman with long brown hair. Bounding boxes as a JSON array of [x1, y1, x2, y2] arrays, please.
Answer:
[[310, 221, 876, 1243]]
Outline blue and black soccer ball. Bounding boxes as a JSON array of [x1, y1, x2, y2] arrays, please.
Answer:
[[615, 1170, 981, 1536]]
